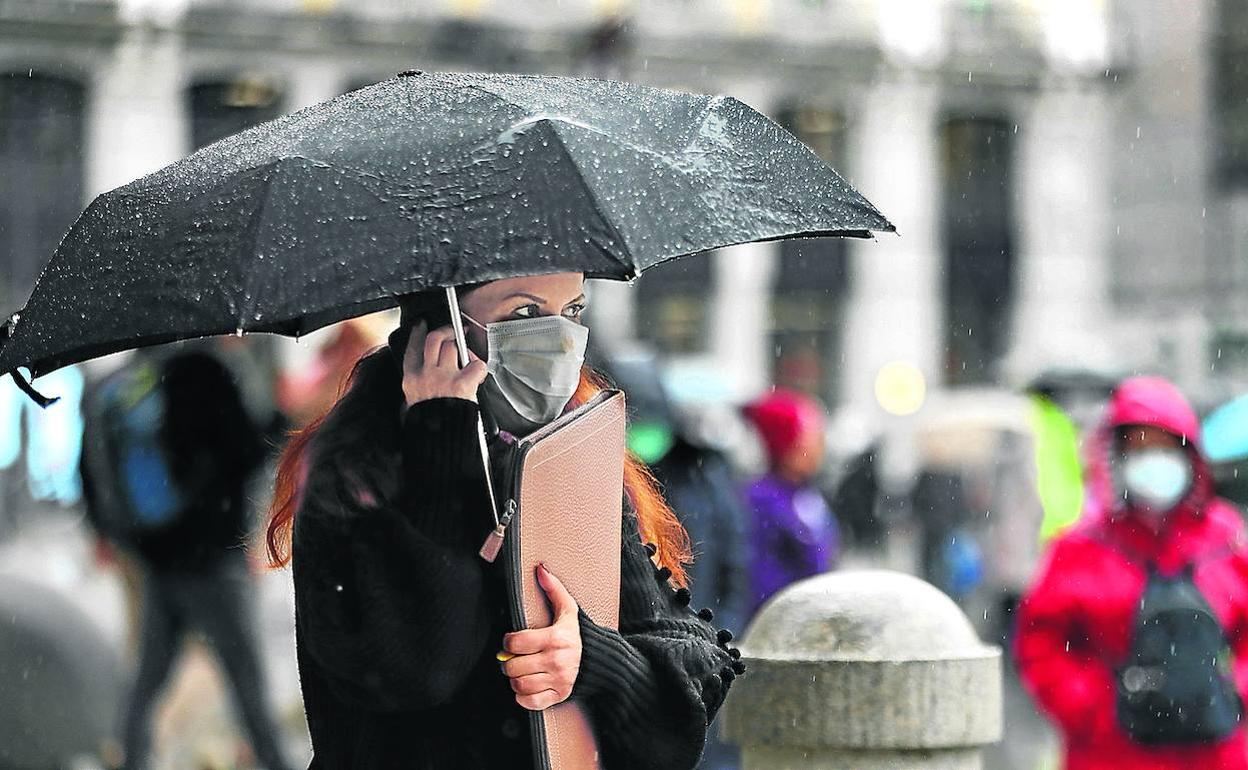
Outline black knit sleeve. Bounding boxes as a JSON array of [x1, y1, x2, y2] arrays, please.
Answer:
[[571, 512, 741, 770], [292, 397, 496, 713]]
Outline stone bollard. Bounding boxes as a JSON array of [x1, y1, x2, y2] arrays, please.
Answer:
[[721, 570, 1001, 770]]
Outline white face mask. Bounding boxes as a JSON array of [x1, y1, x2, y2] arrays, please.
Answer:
[[1120, 447, 1193, 515], [463, 312, 589, 435]]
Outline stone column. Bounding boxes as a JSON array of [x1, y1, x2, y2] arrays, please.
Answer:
[[83, 16, 188, 378], [708, 81, 778, 401], [650, 79, 778, 402], [709, 242, 777, 400], [842, 77, 942, 419], [285, 58, 344, 113], [1010, 84, 1115, 380], [86, 20, 188, 198], [587, 281, 635, 353], [721, 570, 1002, 769]]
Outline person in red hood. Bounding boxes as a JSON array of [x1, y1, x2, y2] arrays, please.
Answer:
[[1016, 376, 1248, 770]]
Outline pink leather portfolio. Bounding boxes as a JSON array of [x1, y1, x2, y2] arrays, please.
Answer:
[[504, 389, 625, 770]]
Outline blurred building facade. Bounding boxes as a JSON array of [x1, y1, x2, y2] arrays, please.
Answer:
[[0, 0, 1242, 430]]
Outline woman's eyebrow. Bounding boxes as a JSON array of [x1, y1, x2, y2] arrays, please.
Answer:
[[503, 292, 546, 303]]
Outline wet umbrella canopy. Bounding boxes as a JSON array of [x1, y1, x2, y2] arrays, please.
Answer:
[[1204, 393, 1248, 463], [0, 71, 892, 393]]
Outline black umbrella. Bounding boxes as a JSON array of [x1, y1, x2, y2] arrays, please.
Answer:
[[0, 71, 892, 400]]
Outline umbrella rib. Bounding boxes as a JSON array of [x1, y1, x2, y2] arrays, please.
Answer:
[[461, 81, 529, 115], [542, 121, 638, 279], [457, 81, 662, 161], [234, 161, 284, 334], [508, 107, 721, 174]]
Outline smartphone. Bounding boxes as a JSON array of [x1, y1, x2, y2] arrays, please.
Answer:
[[444, 286, 500, 524], [445, 286, 472, 370]]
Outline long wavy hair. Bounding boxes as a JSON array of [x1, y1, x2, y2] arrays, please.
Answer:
[[265, 353, 692, 586]]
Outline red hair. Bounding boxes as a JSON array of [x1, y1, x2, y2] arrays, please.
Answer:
[[265, 362, 691, 586]]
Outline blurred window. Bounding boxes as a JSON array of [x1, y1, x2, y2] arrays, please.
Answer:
[[1214, 1, 1248, 186], [771, 105, 849, 405], [940, 116, 1017, 385], [187, 77, 284, 150], [634, 256, 713, 355], [0, 72, 86, 312]]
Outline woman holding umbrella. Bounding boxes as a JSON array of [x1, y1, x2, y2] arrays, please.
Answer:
[[265, 272, 745, 769], [0, 71, 893, 770]]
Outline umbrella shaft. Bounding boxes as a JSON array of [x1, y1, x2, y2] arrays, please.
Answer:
[[444, 287, 502, 532]]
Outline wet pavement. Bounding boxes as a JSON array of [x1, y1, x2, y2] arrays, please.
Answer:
[[1, 507, 1061, 770], [0, 507, 311, 770]]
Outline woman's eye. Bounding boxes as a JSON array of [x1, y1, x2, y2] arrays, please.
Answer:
[[563, 303, 586, 320], [511, 304, 540, 319]]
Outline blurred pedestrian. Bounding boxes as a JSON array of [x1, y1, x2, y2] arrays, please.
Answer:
[[594, 349, 749, 635], [911, 468, 983, 602], [1027, 384, 1086, 544], [264, 275, 739, 769], [1015, 376, 1248, 770], [741, 388, 839, 615], [595, 350, 749, 770], [276, 314, 391, 428], [81, 347, 294, 770], [830, 440, 884, 552]]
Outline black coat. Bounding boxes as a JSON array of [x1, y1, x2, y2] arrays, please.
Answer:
[[291, 350, 739, 769]]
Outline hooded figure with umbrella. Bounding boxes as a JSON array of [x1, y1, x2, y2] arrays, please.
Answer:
[[0, 73, 891, 769]]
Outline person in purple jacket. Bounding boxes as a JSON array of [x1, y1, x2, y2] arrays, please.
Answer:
[[741, 388, 840, 615]]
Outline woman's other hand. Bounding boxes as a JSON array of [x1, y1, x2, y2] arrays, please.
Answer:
[[500, 564, 583, 711], [401, 321, 488, 408]]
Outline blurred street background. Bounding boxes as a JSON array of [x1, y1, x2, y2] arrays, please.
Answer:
[[1, 1, 1247, 769]]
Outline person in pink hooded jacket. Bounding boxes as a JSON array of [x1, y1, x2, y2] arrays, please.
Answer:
[[1016, 376, 1248, 770]]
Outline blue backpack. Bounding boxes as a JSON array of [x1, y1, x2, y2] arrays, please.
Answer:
[[100, 363, 185, 532]]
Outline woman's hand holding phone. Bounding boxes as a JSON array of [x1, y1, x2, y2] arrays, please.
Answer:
[[401, 321, 488, 408]]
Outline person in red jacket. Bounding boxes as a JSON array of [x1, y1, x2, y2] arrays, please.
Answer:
[[1016, 376, 1248, 770]]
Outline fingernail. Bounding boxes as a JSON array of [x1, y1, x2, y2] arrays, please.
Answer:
[[496, 650, 516, 663]]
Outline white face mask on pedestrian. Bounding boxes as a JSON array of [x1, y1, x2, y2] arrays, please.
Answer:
[[461, 312, 589, 436], [1118, 447, 1193, 516]]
